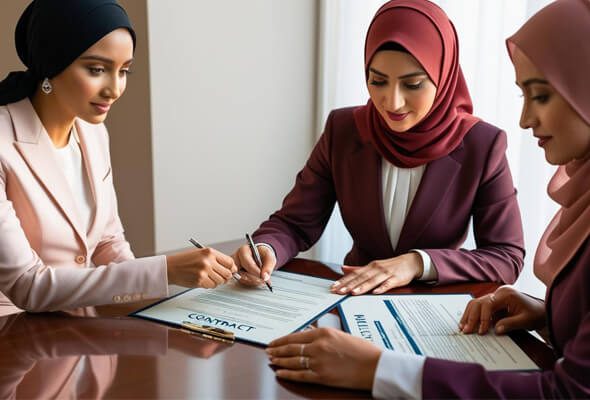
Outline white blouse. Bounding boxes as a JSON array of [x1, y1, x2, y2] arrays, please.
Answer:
[[381, 159, 437, 280], [53, 128, 95, 234]]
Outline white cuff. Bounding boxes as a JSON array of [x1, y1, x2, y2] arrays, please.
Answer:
[[255, 243, 276, 260], [411, 249, 438, 281], [372, 350, 425, 399]]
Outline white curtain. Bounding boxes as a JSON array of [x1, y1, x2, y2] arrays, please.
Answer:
[[313, 0, 555, 298]]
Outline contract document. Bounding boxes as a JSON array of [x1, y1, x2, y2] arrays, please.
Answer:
[[132, 271, 345, 346], [339, 294, 539, 371]]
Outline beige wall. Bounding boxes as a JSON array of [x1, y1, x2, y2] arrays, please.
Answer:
[[107, 0, 155, 256], [147, 0, 318, 252], [1, 1, 318, 257], [0, 1, 28, 71]]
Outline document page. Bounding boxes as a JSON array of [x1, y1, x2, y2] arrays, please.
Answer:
[[133, 271, 345, 345], [339, 294, 538, 371]]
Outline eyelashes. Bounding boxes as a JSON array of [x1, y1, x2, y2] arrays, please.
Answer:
[[87, 67, 132, 76], [369, 80, 424, 90]]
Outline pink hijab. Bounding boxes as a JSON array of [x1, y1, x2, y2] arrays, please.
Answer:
[[353, 0, 479, 168], [507, 0, 590, 286]]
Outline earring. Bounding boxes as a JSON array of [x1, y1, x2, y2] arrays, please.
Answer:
[[41, 78, 52, 94]]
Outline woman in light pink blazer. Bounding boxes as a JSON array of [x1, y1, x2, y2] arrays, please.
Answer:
[[0, 0, 237, 313]]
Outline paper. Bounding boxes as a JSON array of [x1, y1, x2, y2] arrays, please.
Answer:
[[339, 294, 538, 371], [132, 270, 345, 346]]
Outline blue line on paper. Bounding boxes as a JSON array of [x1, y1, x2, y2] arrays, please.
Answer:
[[374, 320, 393, 349], [384, 300, 422, 355]]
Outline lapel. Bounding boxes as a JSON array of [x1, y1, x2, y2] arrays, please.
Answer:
[[8, 99, 88, 248], [348, 143, 395, 256], [76, 120, 107, 246], [396, 145, 463, 252]]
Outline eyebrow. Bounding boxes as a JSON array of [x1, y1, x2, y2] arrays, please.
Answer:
[[368, 67, 427, 79], [78, 55, 134, 65], [520, 78, 549, 87]]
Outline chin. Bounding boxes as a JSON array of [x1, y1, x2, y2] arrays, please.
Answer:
[[80, 113, 108, 125]]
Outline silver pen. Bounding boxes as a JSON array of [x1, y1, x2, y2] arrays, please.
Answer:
[[189, 238, 241, 282], [245, 233, 273, 293]]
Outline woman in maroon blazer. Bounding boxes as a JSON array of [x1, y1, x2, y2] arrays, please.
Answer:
[[266, 0, 590, 397], [234, 0, 524, 293]]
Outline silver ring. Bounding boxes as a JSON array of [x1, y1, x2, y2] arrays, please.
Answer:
[[300, 344, 305, 356], [299, 356, 306, 368]]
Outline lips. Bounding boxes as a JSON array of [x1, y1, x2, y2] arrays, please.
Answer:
[[91, 102, 111, 114], [535, 136, 552, 147], [386, 111, 409, 122]]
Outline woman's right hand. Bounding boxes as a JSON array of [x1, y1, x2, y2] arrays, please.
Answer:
[[459, 285, 546, 335], [232, 244, 276, 287], [166, 248, 237, 288]]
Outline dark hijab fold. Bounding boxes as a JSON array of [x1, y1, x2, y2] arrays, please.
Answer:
[[354, 0, 479, 168], [0, 0, 136, 105]]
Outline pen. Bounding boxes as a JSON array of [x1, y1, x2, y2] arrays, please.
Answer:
[[188, 238, 241, 282], [245, 233, 273, 293]]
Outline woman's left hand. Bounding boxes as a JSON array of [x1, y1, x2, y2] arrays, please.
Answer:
[[331, 253, 424, 295], [266, 327, 382, 390]]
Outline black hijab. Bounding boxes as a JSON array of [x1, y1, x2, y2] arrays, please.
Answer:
[[0, 0, 136, 105]]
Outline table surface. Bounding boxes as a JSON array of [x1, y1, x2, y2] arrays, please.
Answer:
[[0, 257, 556, 399]]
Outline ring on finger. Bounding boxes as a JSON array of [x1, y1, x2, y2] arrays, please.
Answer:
[[305, 357, 310, 370], [299, 356, 306, 369], [300, 344, 305, 356]]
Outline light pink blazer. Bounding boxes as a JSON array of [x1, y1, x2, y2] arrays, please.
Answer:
[[0, 99, 168, 312]]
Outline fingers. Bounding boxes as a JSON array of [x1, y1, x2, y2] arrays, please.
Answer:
[[267, 343, 312, 357], [275, 368, 319, 384], [235, 245, 262, 277], [211, 249, 237, 273], [460, 297, 489, 334], [258, 245, 276, 282], [460, 292, 507, 334], [494, 313, 528, 335], [238, 271, 264, 286], [372, 276, 406, 294], [331, 266, 375, 294], [211, 262, 233, 282], [268, 329, 319, 347]]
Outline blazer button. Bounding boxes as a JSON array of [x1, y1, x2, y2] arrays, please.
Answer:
[[75, 255, 86, 264]]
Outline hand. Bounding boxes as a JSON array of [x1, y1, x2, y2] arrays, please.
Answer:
[[459, 285, 546, 335], [266, 327, 382, 390], [231, 244, 276, 287], [331, 252, 424, 295], [166, 248, 237, 288]]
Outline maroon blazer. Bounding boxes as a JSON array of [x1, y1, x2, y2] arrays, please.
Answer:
[[254, 107, 524, 284], [422, 237, 590, 398]]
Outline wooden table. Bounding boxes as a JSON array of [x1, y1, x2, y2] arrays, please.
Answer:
[[0, 258, 555, 399]]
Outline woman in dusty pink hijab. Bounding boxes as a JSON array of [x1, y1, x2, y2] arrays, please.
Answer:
[[266, 0, 590, 397]]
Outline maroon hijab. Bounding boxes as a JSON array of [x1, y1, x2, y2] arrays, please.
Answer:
[[507, 0, 590, 287], [354, 0, 479, 168]]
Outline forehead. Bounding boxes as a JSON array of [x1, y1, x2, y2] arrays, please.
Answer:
[[369, 50, 424, 74], [512, 47, 544, 83]]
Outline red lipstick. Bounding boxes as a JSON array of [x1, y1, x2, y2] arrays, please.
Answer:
[[386, 111, 408, 121], [536, 136, 552, 147]]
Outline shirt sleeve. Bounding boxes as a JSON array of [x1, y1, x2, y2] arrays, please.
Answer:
[[412, 249, 438, 281], [372, 350, 425, 399]]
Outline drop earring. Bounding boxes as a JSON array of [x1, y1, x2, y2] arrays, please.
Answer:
[[41, 78, 52, 94]]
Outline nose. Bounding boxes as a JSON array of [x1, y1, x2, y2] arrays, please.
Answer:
[[519, 102, 538, 130], [102, 74, 123, 100], [385, 84, 405, 111]]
